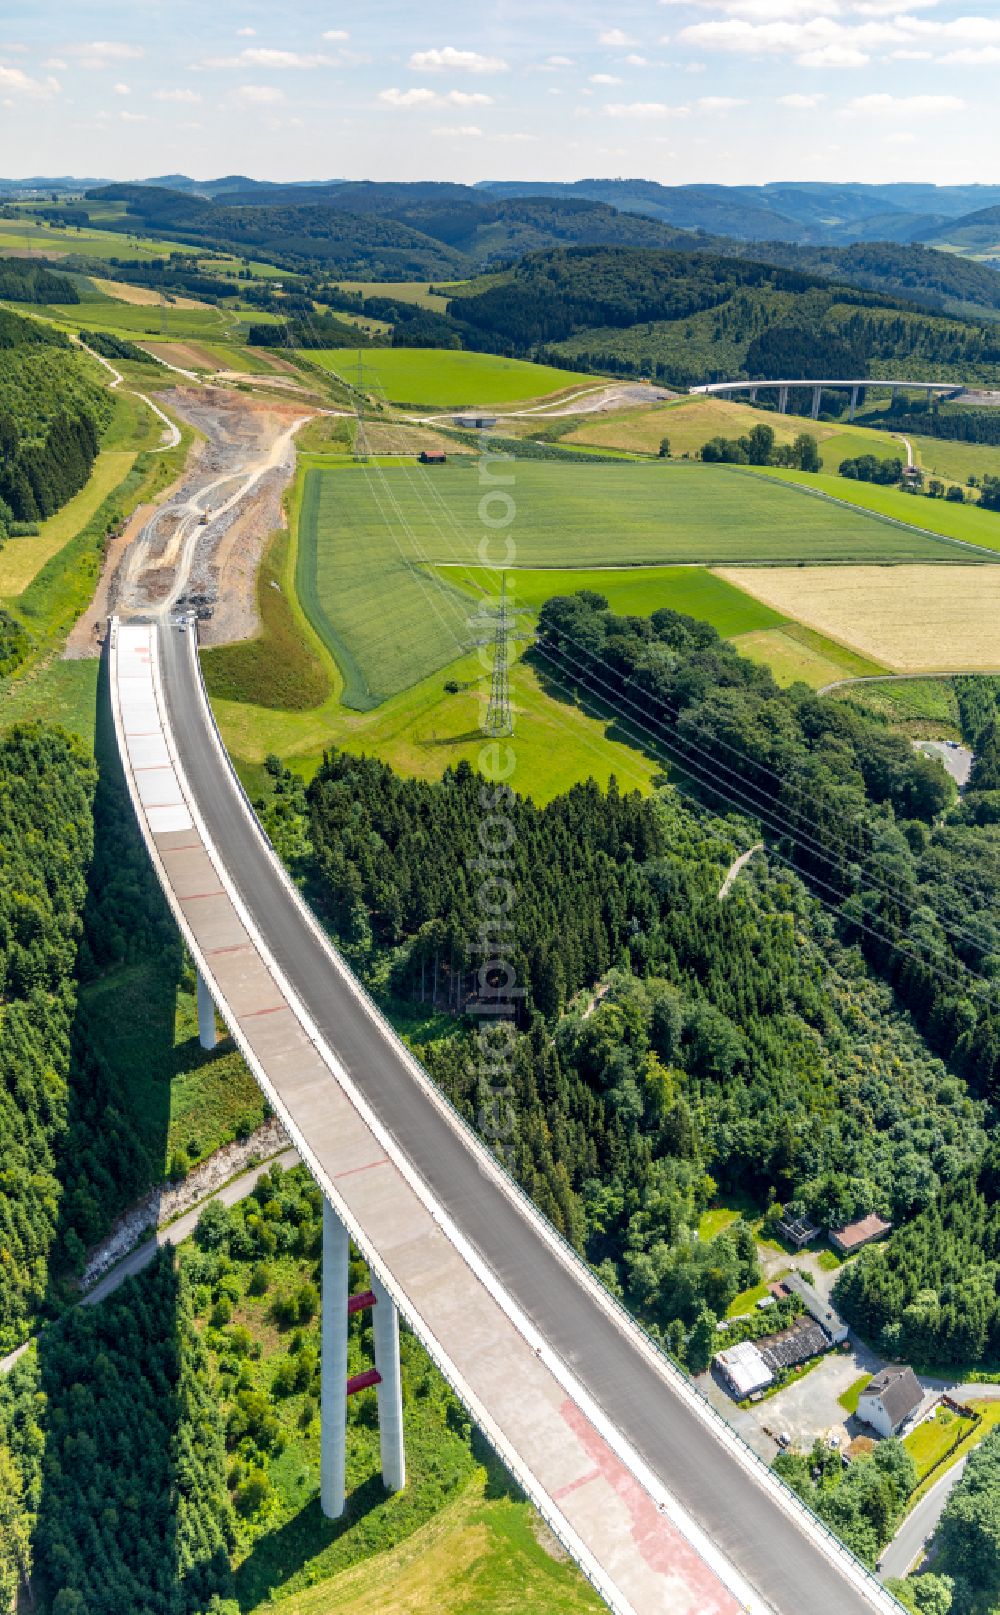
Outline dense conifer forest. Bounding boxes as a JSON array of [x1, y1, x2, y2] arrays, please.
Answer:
[[0, 309, 107, 525]]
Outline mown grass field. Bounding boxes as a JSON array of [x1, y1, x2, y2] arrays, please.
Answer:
[[909, 433, 1000, 487], [442, 563, 787, 636], [293, 457, 964, 711], [34, 299, 240, 344], [730, 623, 886, 688], [904, 1406, 976, 1483], [743, 465, 1000, 554], [334, 280, 454, 312], [258, 1479, 603, 1615], [717, 563, 1000, 673], [565, 396, 905, 466], [300, 348, 600, 407]]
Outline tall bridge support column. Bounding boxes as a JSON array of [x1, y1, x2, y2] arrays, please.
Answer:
[[811, 386, 822, 420], [748, 387, 758, 403], [849, 384, 859, 423], [196, 969, 217, 1050], [321, 1200, 349, 1518], [777, 385, 788, 414], [372, 1273, 406, 1492]]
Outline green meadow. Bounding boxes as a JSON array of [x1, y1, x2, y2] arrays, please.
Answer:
[[300, 347, 599, 407]]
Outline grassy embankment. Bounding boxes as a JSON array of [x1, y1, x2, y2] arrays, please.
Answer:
[[741, 464, 1000, 556]]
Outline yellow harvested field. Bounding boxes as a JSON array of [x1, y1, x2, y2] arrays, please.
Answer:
[[91, 277, 207, 309], [0, 450, 134, 598], [715, 564, 1000, 673]]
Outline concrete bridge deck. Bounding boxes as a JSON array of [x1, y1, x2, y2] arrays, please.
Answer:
[[109, 616, 903, 1615]]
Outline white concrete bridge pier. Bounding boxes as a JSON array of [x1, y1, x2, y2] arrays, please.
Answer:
[[196, 969, 217, 1050], [320, 1199, 406, 1518]]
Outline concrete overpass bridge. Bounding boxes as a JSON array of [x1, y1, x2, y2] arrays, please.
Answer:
[[110, 616, 906, 1615], [690, 377, 961, 421]]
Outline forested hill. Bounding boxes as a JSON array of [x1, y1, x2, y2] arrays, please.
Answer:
[[81, 180, 1000, 317], [0, 308, 108, 527], [445, 247, 1000, 388]]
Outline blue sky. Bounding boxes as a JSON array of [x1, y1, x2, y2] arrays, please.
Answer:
[[2, 0, 997, 185]]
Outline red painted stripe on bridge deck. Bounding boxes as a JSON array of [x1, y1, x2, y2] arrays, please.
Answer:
[[559, 1399, 742, 1613], [182, 889, 227, 900], [553, 1466, 602, 1502], [334, 1158, 390, 1181], [240, 1003, 291, 1019]]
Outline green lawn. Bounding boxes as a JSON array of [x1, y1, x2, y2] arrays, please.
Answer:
[[698, 1207, 741, 1241], [0, 448, 134, 598], [839, 1374, 872, 1415], [441, 564, 786, 637], [742, 465, 1000, 556], [300, 348, 601, 407], [34, 299, 241, 344], [725, 1280, 775, 1319], [904, 1406, 976, 1482]]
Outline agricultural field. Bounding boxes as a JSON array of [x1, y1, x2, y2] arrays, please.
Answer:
[[32, 298, 243, 344], [908, 433, 1000, 487], [730, 623, 886, 688], [294, 459, 970, 708], [334, 280, 454, 312], [89, 275, 209, 309], [565, 396, 906, 466], [0, 214, 199, 261], [743, 465, 1000, 555], [443, 563, 787, 637], [0, 447, 134, 597], [716, 563, 1000, 673], [301, 347, 600, 408]]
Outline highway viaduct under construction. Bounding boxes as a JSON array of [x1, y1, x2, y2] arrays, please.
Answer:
[[110, 616, 907, 1615], [690, 376, 961, 420]]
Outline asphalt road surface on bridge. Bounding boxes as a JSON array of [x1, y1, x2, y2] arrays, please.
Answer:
[[156, 623, 892, 1615]]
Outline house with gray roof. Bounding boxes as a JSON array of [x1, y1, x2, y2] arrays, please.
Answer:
[[857, 1366, 923, 1438]]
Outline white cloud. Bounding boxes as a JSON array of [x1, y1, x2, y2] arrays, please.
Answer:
[[678, 7, 1000, 66], [322, 30, 349, 41], [234, 83, 284, 103], [378, 85, 438, 107], [119, 109, 147, 121], [205, 47, 335, 69], [697, 94, 746, 109], [625, 53, 649, 64], [432, 123, 482, 136], [599, 28, 638, 46], [846, 92, 966, 116], [42, 57, 67, 69], [113, 81, 130, 95], [236, 26, 256, 37], [799, 42, 868, 63], [69, 40, 145, 68], [942, 44, 1000, 63], [590, 72, 623, 83], [377, 85, 493, 109], [606, 100, 690, 117], [494, 131, 538, 142], [154, 87, 202, 103], [891, 48, 932, 59], [409, 46, 507, 73], [547, 54, 575, 66], [778, 90, 824, 104], [0, 64, 60, 99]]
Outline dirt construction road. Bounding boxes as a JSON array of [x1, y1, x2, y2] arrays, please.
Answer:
[[68, 386, 311, 656]]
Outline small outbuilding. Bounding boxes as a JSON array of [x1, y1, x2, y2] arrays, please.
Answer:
[[714, 1340, 773, 1399], [418, 449, 447, 464], [777, 1215, 820, 1250], [830, 1213, 892, 1256], [857, 1366, 923, 1438]]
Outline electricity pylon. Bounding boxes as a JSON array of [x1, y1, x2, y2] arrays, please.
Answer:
[[483, 575, 529, 739]]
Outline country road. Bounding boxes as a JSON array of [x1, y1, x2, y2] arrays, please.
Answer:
[[879, 1453, 969, 1580], [0, 1147, 300, 1377]]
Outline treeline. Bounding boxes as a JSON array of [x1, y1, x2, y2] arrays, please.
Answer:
[[700, 422, 821, 470], [0, 407, 99, 522], [836, 1150, 1000, 1364], [775, 1438, 917, 1567], [0, 258, 78, 304], [1, 1253, 234, 1613], [79, 328, 162, 365], [869, 403, 1000, 447], [533, 594, 1000, 1091], [934, 1427, 1000, 1613]]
